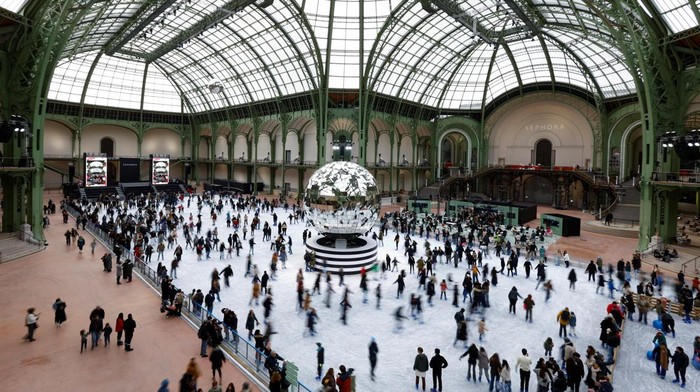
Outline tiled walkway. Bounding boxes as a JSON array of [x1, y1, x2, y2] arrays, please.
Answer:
[[0, 199, 260, 392]]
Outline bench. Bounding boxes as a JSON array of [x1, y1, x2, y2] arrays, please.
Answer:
[[629, 292, 700, 320]]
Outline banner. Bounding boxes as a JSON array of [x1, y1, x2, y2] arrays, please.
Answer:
[[151, 157, 170, 185], [85, 156, 108, 187], [119, 158, 140, 183]]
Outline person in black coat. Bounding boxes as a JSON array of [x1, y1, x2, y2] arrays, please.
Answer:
[[565, 352, 585, 392], [209, 345, 226, 383], [220, 265, 234, 287], [671, 346, 689, 387], [368, 337, 379, 380], [222, 308, 238, 342], [661, 311, 676, 337], [585, 261, 597, 282], [394, 272, 406, 298], [123, 313, 136, 351], [429, 348, 448, 392], [599, 315, 617, 347], [459, 343, 479, 381], [264, 351, 284, 376]]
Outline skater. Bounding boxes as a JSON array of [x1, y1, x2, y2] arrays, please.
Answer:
[[544, 337, 554, 357], [568, 269, 577, 291], [508, 286, 523, 314], [414, 347, 429, 391], [369, 337, 379, 381], [394, 306, 408, 332], [524, 294, 535, 323], [429, 348, 448, 392], [478, 318, 488, 341], [515, 349, 532, 392], [556, 307, 571, 338], [315, 342, 324, 380], [459, 343, 479, 382], [671, 346, 689, 387]]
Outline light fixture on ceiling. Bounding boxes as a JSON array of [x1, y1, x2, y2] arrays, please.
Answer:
[[208, 80, 224, 94]]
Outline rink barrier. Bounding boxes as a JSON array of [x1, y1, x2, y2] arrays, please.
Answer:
[[66, 206, 315, 392]]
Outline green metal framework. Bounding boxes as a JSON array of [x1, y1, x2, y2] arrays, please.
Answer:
[[1, 0, 700, 248]]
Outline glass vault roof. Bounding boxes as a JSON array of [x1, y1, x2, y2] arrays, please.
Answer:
[[2, 0, 695, 114]]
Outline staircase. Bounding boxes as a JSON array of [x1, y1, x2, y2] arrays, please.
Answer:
[[417, 182, 440, 199], [611, 179, 640, 224], [116, 186, 125, 200], [0, 232, 45, 263]]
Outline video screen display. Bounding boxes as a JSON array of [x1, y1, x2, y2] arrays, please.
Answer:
[[85, 156, 107, 187], [151, 157, 170, 185]]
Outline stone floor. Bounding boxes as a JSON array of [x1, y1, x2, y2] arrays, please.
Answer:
[[0, 192, 260, 392]]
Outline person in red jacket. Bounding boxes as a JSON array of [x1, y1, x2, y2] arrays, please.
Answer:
[[115, 312, 124, 346], [335, 365, 353, 392]]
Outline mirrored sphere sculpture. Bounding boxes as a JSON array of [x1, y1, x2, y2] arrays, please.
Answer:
[[304, 161, 381, 239]]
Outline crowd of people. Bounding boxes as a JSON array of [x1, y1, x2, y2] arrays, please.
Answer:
[[52, 189, 700, 392]]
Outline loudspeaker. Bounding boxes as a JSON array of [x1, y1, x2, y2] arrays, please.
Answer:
[[0, 121, 13, 143], [68, 163, 75, 180], [185, 164, 191, 175]]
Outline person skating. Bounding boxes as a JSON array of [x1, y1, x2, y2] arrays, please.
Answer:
[[565, 352, 585, 392], [653, 342, 669, 379], [671, 346, 689, 387], [315, 342, 324, 380], [478, 346, 490, 382], [508, 286, 523, 315], [515, 348, 532, 392], [369, 337, 379, 381], [524, 294, 535, 323], [556, 307, 571, 338], [336, 365, 353, 392], [320, 367, 337, 391], [413, 346, 429, 391], [459, 343, 479, 382], [429, 348, 448, 392]]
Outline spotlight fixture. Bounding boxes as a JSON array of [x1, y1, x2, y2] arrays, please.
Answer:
[[208, 80, 224, 94]]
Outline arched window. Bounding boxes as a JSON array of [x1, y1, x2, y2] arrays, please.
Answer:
[[100, 137, 114, 157], [535, 139, 552, 167]]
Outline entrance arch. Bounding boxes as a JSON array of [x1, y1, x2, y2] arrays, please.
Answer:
[[523, 176, 553, 204], [535, 139, 552, 167], [436, 129, 473, 178]]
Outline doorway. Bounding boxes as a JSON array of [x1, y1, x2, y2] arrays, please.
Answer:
[[535, 139, 552, 167]]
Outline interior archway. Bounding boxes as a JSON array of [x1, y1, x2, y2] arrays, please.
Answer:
[[535, 139, 552, 167], [523, 176, 553, 204]]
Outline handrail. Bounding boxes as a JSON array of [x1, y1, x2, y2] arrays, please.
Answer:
[[66, 204, 313, 392], [681, 255, 700, 275]]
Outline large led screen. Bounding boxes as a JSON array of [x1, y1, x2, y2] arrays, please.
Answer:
[[85, 156, 107, 187], [151, 157, 170, 185]]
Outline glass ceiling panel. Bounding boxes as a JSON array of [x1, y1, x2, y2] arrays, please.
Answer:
[[650, 0, 698, 34], [143, 64, 184, 113], [440, 46, 494, 109], [48, 51, 99, 103], [84, 54, 146, 110], [44, 0, 647, 114], [61, 1, 142, 59], [304, 0, 392, 89], [0, 0, 30, 13]]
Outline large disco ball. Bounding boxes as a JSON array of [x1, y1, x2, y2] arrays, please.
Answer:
[[304, 161, 381, 239]]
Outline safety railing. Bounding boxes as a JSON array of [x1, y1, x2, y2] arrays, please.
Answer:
[[66, 205, 313, 392]]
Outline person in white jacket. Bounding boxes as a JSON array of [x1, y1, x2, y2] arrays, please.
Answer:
[[515, 348, 532, 392], [500, 359, 512, 392]]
